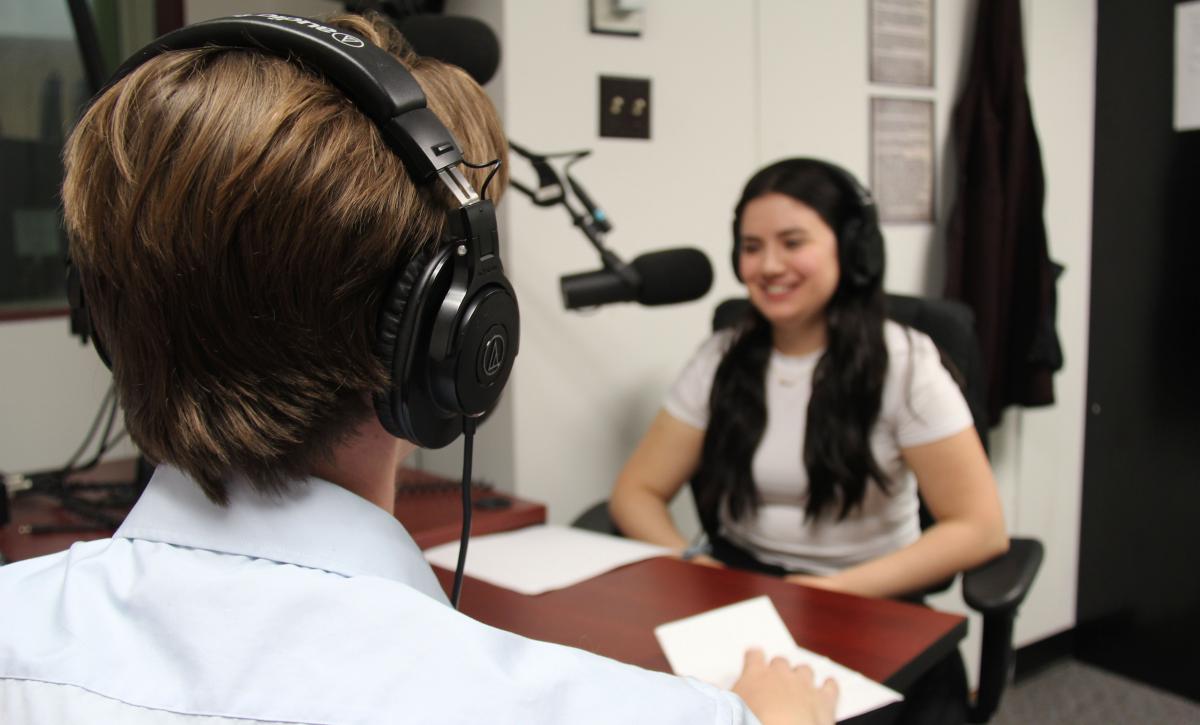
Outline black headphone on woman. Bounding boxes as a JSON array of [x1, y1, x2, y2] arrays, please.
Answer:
[[66, 13, 519, 450], [730, 157, 885, 290]]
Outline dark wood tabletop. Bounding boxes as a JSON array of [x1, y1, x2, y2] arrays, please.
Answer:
[[434, 556, 965, 693], [1, 460, 545, 562], [0, 458, 138, 563], [392, 467, 547, 549]]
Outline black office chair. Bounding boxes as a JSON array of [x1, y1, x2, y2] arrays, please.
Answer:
[[573, 294, 1043, 724]]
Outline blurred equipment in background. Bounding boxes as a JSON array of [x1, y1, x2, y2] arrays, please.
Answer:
[[344, 0, 500, 84]]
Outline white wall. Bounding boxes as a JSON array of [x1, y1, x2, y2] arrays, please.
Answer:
[[0, 320, 135, 473], [1006, 0, 1096, 650], [495, 0, 759, 532]]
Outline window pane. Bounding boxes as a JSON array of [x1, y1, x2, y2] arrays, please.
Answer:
[[0, 1, 157, 319]]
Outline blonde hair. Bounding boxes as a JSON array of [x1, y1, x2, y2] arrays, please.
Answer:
[[61, 13, 508, 503]]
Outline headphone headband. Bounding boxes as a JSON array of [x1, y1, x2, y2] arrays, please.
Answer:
[[109, 13, 465, 186]]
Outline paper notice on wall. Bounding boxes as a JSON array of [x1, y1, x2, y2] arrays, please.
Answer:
[[1177, 1, 1200, 131], [871, 97, 935, 223], [870, 0, 934, 87]]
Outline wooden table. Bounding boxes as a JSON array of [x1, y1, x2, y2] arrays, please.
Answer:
[[0, 459, 138, 564], [392, 467, 546, 549], [1, 460, 545, 563], [433, 557, 965, 694]]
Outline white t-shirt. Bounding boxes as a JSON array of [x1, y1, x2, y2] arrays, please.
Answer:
[[665, 320, 973, 575]]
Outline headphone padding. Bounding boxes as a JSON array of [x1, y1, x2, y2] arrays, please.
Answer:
[[373, 244, 437, 439]]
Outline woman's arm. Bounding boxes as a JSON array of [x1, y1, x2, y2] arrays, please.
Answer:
[[790, 427, 1009, 598], [609, 409, 706, 550]]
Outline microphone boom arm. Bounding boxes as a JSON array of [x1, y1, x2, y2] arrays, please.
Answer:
[[508, 140, 640, 289]]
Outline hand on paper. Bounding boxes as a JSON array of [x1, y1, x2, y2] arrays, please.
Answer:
[[732, 648, 839, 725]]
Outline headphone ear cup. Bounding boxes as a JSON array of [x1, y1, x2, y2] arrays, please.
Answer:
[[66, 258, 114, 370], [373, 245, 461, 446], [860, 224, 885, 287], [839, 215, 884, 289], [430, 284, 519, 419], [839, 217, 866, 288]]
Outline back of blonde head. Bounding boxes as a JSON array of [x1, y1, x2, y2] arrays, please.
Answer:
[[62, 13, 507, 503]]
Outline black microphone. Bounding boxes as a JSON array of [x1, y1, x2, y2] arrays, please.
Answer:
[[395, 14, 501, 85], [561, 248, 713, 310]]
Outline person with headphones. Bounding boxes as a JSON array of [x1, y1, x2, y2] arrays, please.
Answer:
[[610, 158, 1009, 720], [0, 13, 838, 725]]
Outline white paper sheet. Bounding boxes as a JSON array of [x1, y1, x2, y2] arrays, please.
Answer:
[[654, 596, 903, 722], [423, 524, 672, 595]]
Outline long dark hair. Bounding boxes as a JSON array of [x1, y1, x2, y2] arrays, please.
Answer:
[[694, 159, 889, 526]]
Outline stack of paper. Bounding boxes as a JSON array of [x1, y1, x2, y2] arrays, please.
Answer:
[[423, 524, 671, 595], [654, 596, 903, 722]]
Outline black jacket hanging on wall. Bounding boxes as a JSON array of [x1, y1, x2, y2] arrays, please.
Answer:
[[944, 0, 1063, 426]]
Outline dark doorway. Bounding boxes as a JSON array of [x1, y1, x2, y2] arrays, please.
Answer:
[[1076, 0, 1200, 702]]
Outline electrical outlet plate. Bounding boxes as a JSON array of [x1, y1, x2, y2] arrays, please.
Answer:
[[589, 0, 644, 37], [599, 75, 651, 140]]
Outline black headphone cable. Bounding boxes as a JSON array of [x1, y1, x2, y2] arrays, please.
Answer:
[[449, 416, 478, 609]]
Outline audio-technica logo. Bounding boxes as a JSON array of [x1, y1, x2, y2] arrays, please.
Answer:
[[242, 13, 365, 47], [330, 32, 364, 48], [481, 333, 506, 377]]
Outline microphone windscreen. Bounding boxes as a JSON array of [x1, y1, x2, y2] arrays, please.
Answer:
[[631, 248, 713, 306], [396, 14, 501, 85]]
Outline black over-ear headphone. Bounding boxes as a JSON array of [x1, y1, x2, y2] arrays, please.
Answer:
[[731, 158, 885, 290], [66, 13, 519, 450]]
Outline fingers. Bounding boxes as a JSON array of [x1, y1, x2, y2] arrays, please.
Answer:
[[818, 677, 840, 720], [743, 647, 766, 670], [820, 676, 840, 700], [741, 648, 833, 692], [769, 655, 792, 672], [744, 649, 822, 679], [732, 650, 842, 725], [791, 663, 816, 684]]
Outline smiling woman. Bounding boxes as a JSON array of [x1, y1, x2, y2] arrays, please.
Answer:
[[610, 158, 1007, 723], [611, 157, 1007, 598]]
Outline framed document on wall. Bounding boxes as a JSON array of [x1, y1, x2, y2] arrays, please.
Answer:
[[869, 0, 934, 88], [870, 97, 935, 223]]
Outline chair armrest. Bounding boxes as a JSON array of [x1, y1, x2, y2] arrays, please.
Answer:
[[964, 538, 1044, 722], [963, 537, 1044, 615], [572, 500, 623, 536]]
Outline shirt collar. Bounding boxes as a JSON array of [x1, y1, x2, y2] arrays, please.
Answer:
[[115, 465, 450, 605]]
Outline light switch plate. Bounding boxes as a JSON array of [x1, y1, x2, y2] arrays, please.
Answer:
[[599, 75, 651, 139]]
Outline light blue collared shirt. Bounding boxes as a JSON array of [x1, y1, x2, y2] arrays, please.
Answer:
[[0, 466, 755, 724]]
